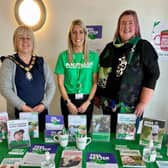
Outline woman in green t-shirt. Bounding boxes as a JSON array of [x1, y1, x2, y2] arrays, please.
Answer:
[[54, 19, 99, 132]]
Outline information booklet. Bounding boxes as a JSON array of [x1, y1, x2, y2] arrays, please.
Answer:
[[86, 152, 118, 168], [0, 158, 22, 168], [45, 115, 64, 143], [19, 112, 39, 138], [21, 144, 57, 167], [7, 120, 30, 149], [68, 115, 87, 141], [116, 113, 136, 140], [120, 149, 145, 167], [59, 149, 82, 168], [139, 117, 166, 149], [90, 114, 110, 141], [0, 112, 8, 140]]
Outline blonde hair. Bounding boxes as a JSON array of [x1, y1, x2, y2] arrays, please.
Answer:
[[67, 19, 88, 63], [114, 10, 141, 40], [13, 25, 35, 54]]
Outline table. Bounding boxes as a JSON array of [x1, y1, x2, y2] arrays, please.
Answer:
[[0, 133, 167, 168]]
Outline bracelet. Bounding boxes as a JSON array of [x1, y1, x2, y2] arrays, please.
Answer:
[[64, 98, 71, 105]]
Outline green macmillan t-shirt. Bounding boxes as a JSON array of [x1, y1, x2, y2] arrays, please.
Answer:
[[54, 50, 99, 94]]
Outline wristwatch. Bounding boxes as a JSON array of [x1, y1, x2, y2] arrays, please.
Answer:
[[64, 99, 71, 105]]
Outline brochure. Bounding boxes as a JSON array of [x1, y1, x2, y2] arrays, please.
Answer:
[[90, 114, 110, 141], [19, 112, 39, 138], [86, 152, 118, 168], [45, 115, 64, 143], [139, 117, 166, 149], [116, 113, 136, 140], [120, 149, 145, 167], [7, 119, 30, 149], [59, 149, 82, 168], [45, 115, 64, 130], [21, 144, 57, 167], [0, 158, 22, 168], [68, 115, 87, 141], [0, 112, 8, 140]]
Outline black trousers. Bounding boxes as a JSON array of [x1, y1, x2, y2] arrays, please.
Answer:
[[102, 107, 118, 133], [61, 94, 93, 133]]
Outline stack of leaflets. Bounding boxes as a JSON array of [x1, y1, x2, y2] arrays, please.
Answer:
[[0, 158, 22, 168], [59, 149, 82, 168], [139, 117, 166, 149], [21, 144, 58, 167], [45, 115, 64, 143], [68, 115, 87, 141], [116, 113, 136, 140], [120, 149, 145, 167], [19, 112, 39, 138], [86, 152, 118, 168], [7, 120, 30, 149], [0, 112, 8, 140], [90, 114, 110, 141]]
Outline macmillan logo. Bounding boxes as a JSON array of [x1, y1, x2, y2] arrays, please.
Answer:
[[65, 62, 93, 68]]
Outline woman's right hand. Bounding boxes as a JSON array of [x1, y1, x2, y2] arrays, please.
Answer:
[[21, 104, 34, 112], [67, 102, 78, 115]]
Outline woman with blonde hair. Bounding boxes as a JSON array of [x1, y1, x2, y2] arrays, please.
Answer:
[[55, 19, 99, 131], [0, 25, 55, 131]]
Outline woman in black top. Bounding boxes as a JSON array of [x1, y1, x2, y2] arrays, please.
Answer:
[[96, 10, 160, 133]]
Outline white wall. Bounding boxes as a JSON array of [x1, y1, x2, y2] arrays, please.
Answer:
[[0, 0, 168, 121]]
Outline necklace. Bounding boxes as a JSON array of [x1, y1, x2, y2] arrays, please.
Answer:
[[115, 44, 136, 77], [8, 55, 36, 81], [73, 54, 84, 93], [116, 56, 127, 77]]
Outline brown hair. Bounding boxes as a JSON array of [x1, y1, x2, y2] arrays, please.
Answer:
[[114, 10, 141, 40]]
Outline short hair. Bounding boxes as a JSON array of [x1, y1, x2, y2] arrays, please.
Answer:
[[67, 19, 88, 63], [114, 10, 141, 40], [13, 25, 35, 54], [14, 129, 24, 136]]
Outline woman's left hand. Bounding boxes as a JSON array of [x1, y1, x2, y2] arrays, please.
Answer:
[[78, 100, 90, 113], [33, 104, 45, 113], [134, 102, 145, 117]]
